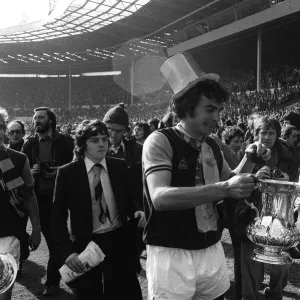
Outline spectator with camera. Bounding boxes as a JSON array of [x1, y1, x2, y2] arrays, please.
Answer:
[[22, 107, 74, 297], [240, 116, 299, 300]]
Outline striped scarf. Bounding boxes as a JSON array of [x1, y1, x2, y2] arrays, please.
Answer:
[[0, 147, 26, 217]]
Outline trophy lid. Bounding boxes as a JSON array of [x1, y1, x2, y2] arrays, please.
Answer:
[[259, 179, 299, 186], [0, 253, 17, 294]]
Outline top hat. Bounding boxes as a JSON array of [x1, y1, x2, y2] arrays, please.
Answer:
[[0, 253, 17, 294], [160, 52, 220, 101]]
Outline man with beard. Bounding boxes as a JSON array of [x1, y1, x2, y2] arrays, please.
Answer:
[[22, 107, 74, 296], [6, 121, 26, 152]]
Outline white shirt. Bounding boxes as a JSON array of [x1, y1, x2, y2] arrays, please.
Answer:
[[84, 156, 122, 234], [109, 141, 125, 155]]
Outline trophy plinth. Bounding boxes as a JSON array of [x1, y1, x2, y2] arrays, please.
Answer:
[[250, 247, 292, 265]]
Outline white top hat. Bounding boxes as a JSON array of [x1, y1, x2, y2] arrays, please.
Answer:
[[0, 253, 17, 294], [160, 52, 220, 101]]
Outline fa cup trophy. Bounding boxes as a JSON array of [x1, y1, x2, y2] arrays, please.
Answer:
[[0, 253, 17, 294], [246, 177, 300, 264]]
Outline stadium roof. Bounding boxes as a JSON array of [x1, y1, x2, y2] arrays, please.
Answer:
[[0, 0, 281, 72]]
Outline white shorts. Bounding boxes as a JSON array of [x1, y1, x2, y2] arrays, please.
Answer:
[[146, 241, 230, 300], [0, 236, 20, 269]]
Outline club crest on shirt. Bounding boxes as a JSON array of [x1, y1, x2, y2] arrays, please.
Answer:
[[178, 158, 188, 170]]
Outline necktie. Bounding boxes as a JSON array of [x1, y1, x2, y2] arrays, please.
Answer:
[[94, 164, 111, 223]]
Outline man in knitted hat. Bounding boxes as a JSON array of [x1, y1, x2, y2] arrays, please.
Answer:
[[103, 103, 145, 272]]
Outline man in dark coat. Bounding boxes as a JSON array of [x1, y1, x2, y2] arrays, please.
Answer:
[[22, 107, 74, 296], [103, 103, 144, 271], [241, 116, 299, 300], [51, 120, 144, 300]]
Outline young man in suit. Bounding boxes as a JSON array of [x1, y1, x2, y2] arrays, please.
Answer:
[[51, 119, 145, 300]]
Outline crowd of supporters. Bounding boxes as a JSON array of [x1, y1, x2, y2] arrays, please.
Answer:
[[1, 64, 300, 139]]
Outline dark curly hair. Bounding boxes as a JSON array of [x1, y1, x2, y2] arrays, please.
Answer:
[[222, 126, 244, 145], [74, 119, 109, 159], [170, 79, 229, 120], [281, 124, 297, 139], [254, 116, 281, 140], [148, 118, 160, 130], [133, 122, 151, 140], [34, 107, 57, 130]]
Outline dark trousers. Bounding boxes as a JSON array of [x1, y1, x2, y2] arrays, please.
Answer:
[[75, 225, 142, 300], [229, 229, 242, 300], [20, 215, 29, 262], [241, 240, 290, 300], [38, 193, 61, 287]]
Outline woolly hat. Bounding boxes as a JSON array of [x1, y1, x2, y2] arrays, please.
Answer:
[[103, 103, 129, 127]]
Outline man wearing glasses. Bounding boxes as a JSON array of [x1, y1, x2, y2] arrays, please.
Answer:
[[6, 121, 26, 152], [6, 120, 28, 274]]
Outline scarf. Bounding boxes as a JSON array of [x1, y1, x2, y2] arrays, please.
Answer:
[[175, 124, 220, 232], [0, 147, 26, 217]]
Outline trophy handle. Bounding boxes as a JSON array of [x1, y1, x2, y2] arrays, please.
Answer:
[[243, 175, 260, 218], [243, 199, 259, 218]]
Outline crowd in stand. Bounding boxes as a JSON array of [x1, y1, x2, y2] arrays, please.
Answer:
[[1, 65, 300, 133]]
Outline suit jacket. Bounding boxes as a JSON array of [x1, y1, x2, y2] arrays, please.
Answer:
[[51, 156, 141, 264], [107, 137, 144, 208]]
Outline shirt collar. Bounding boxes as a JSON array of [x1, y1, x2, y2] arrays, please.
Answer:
[[84, 156, 108, 173], [38, 129, 53, 142], [175, 122, 205, 149], [110, 141, 124, 154]]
